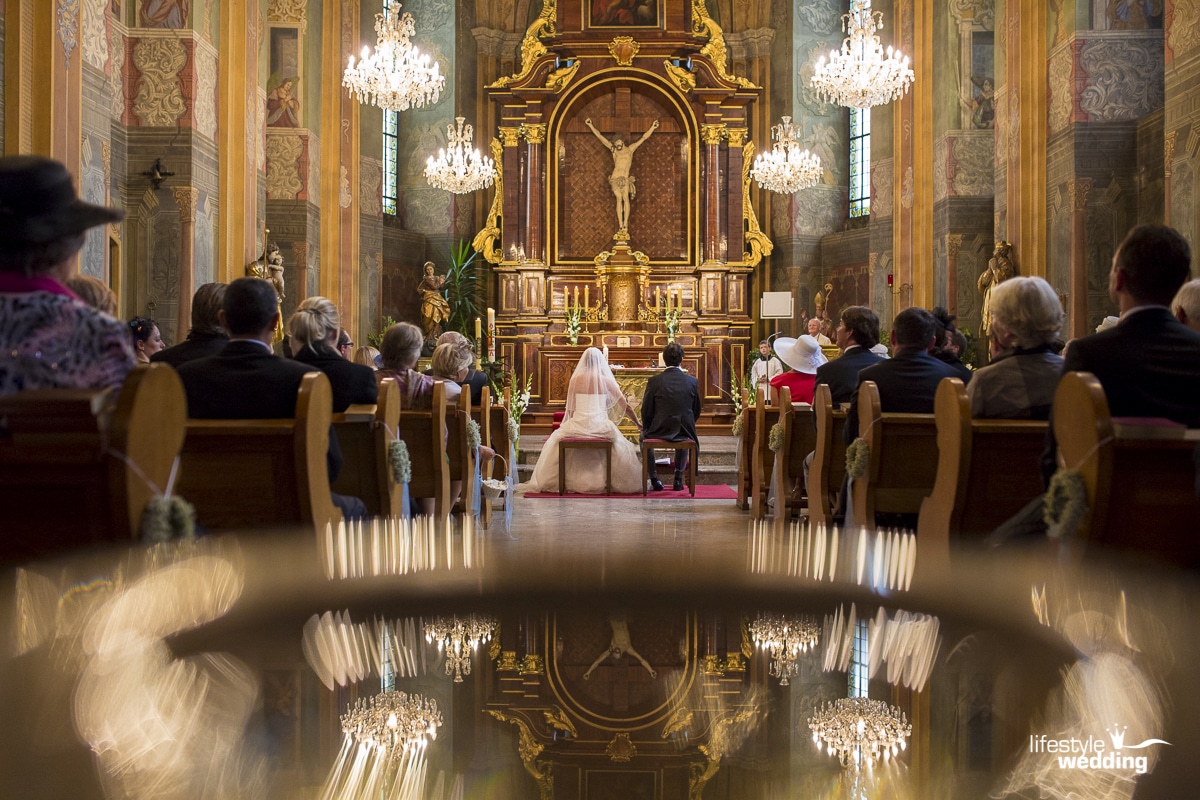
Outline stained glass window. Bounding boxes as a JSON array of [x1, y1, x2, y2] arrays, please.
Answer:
[[382, 0, 399, 216], [849, 618, 868, 698], [849, 106, 870, 218]]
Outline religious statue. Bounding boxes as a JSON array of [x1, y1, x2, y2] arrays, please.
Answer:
[[247, 241, 286, 301], [585, 118, 659, 234], [583, 612, 657, 680], [417, 261, 451, 342], [977, 241, 1015, 338]]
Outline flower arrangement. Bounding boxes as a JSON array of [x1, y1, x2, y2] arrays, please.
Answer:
[[564, 302, 582, 346], [505, 373, 533, 451], [1044, 468, 1087, 538], [665, 307, 680, 342], [845, 438, 870, 479], [388, 439, 412, 484], [768, 422, 785, 452]]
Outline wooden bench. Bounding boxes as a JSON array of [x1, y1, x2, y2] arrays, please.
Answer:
[[176, 371, 342, 535], [640, 438, 698, 495], [749, 385, 782, 518], [560, 437, 613, 495], [848, 380, 940, 532], [1054, 370, 1200, 567], [768, 386, 817, 521], [735, 386, 753, 510], [808, 383, 848, 529], [332, 378, 408, 519], [917, 378, 1048, 562], [0, 363, 187, 562], [444, 386, 478, 515], [397, 381, 451, 519]]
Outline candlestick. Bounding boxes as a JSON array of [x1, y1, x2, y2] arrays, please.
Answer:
[[573, 286, 579, 311], [475, 316, 481, 341], [666, 288, 672, 313], [487, 308, 496, 363], [584, 285, 589, 311]]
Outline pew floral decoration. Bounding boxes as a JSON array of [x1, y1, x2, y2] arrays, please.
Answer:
[[1044, 468, 1088, 538], [845, 438, 870, 480], [388, 439, 413, 484], [768, 422, 785, 452], [467, 418, 482, 451], [140, 495, 197, 543], [732, 412, 744, 438]]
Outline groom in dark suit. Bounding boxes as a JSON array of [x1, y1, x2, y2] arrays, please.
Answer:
[[640, 342, 703, 491]]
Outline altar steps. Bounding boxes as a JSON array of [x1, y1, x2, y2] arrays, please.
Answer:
[[513, 434, 739, 486]]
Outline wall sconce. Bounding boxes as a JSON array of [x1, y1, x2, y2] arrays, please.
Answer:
[[141, 158, 174, 191]]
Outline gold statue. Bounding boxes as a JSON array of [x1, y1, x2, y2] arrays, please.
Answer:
[[977, 240, 1015, 338], [247, 237, 285, 343], [417, 261, 451, 342]]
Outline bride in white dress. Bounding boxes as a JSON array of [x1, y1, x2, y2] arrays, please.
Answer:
[[520, 347, 644, 494]]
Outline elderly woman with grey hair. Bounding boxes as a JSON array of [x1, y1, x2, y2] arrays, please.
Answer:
[[1171, 278, 1200, 333], [966, 276, 1065, 419]]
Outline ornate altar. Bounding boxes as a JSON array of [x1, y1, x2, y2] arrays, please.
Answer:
[[474, 0, 771, 413]]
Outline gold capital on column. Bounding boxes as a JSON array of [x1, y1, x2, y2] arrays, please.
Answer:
[[1067, 178, 1092, 211], [700, 124, 726, 145], [1164, 130, 1178, 178], [173, 187, 200, 222], [499, 126, 522, 147], [726, 127, 747, 148], [520, 123, 547, 144], [946, 233, 964, 260]]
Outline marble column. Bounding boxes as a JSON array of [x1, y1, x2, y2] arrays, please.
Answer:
[[499, 126, 522, 260], [725, 127, 747, 262], [700, 123, 725, 265], [521, 123, 546, 264]]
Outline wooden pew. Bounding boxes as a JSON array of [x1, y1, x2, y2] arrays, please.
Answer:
[[332, 378, 408, 518], [1054, 370, 1200, 566], [445, 386, 478, 515], [0, 363, 186, 561], [471, 386, 496, 525], [749, 385, 782, 519], [808, 383, 848, 529], [768, 386, 817, 520], [485, 391, 514, 522], [848, 381, 940, 532], [917, 378, 1047, 554], [735, 386, 752, 510], [397, 380, 451, 519], [176, 371, 342, 534]]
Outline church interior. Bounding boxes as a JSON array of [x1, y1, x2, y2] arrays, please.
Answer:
[[2, 0, 1200, 798]]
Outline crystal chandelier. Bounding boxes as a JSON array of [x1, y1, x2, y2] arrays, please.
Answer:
[[808, 697, 912, 769], [809, 0, 914, 109], [751, 117, 823, 195], [424, 614, 496, 682], [343, 6, 444, 112], [424, 118, 498, 194], [750, 614, 820, 685], [341, 690, 443, 758]]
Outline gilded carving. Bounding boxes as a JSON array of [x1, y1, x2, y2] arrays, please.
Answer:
[[1047, 46, 1073, 134], [267, 0, 307, 33], [57, 0, 80, 69], [606, 733, 637, 762], [689, 707, 758, 800], [1079, 38, 1164, 122], [1165, 130, 1178, 178], [946, 233, 964, 259], [689, 0, 757, 88], [543, 706, 576, 738], [489, 0, 556, 88], [499, 126, 522, 147], [265, 134, 304, 199], [664, 60, 697, 94], [82, 0, 108, 70], [133, 37, 188, 127], [172, 186, 199, 222], [520, 123, 547, 144], [484, 710, 554, 800], [700, 124, 726, 145], [472, 138, 505, 264], [496, 650, 519, 671], [726, 128, 747, 148], [1167, 1, 1200, 55], [544, 59, 579, 92], [662, 707, 693, 737], [194, 44, 218, 140], [608, 35, 640, 65], [741, 142, 773, 266]]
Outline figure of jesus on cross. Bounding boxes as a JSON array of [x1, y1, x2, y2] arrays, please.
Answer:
[[585, 117, 659, 234]]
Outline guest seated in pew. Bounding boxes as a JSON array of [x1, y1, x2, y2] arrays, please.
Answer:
[[931, 307, 974, 382], [432, 339, 497, 508], [845, 307, 963, 442], [176, 277, 366, 521], [1171, 278, 1200, 333], [813, 305, 884, 406], [376, 322, 437, 409], [770, 335, 827, 404], [353, 346, 381, 369], [0, 156, 133, 395], [425, 331, 489, 406], [152, 283, 230, 367], [128, 316, 165, 363], [64, 273, 118, 316], [287, 296, 377, 412], [967, 276, 1064, 420]]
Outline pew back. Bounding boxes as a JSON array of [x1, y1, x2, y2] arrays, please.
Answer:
[[769, 387, 816, 520], [332, 378, 406, 518], [808, 383, 848, 528], [0, 364, 186, 560], [736, 386, 752, 510], [445, 386, 477, 514], [750, 385, 782, 519], [397, 381, 451, 519], [176, 371, 341, 534]]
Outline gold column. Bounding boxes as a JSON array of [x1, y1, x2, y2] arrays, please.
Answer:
[[1068, 178, 1091, 339], [3, 0, 82, 177], [173, 187, 200, 343], [335, 1, 361, 333], [218, 0, 254, 282], [1163, 131, 1177, 227], [893, 0, 933, 310], [319, 1, 343, 299], [1006, 1, 1047, 277]]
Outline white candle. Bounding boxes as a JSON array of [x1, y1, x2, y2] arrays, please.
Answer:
[[584, 286, 589, 310], [487, 308, 496, 362], [474, 317, 481, 341]]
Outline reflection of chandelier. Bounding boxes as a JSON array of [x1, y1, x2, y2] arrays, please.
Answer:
[[809, 0, 914, 109], [342, 7, 444, 112], [808, 697, 911, 769], [749, 614, 820, 686], [424, 117, 498, 194], [341, 690, 443, 759], [424, 614, 496, 682], [750, 117, 822, 195]]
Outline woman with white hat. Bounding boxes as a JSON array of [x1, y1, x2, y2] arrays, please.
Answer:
[[769, 334, 828, 404]]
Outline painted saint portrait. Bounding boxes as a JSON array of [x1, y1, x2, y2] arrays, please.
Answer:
[[1107, 0, 1163, 30], [590, 0, 659, 27], [140, 0, 188, 28], [266, 74, 301, 128]]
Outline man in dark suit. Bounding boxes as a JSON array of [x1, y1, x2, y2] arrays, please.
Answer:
[[175, 277, 365, 519], [640, 342, 703, 491], [812, 305, 885, 406], [151, 282, 229, 367], [845, 307, 961, 442]]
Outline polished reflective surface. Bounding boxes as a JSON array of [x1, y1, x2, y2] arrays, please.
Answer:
[[1, 498, 1196, 798]]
